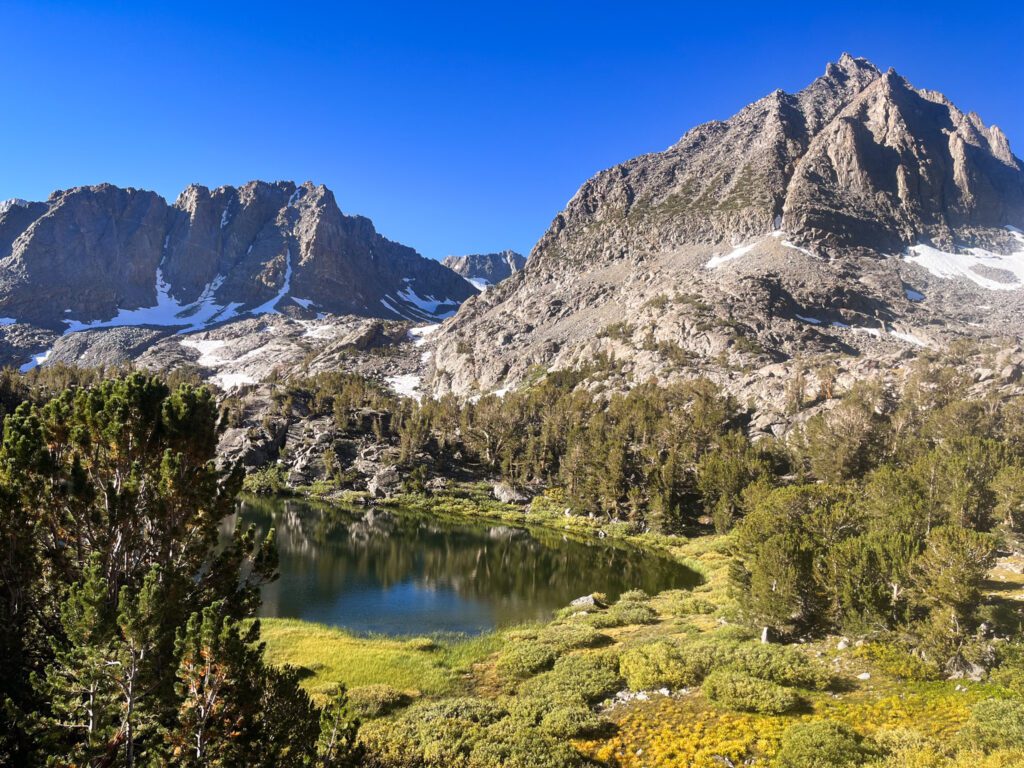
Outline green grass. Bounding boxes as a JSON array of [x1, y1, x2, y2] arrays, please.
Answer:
[[257, 618, 505, 702]]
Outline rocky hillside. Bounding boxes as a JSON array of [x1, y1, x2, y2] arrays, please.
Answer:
[[442, 250, 526, 289], [427, 54, 1024, 425], [0, 181, 476, 370]]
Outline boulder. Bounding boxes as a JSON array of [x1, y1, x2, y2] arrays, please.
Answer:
[[367, 465, 402, 498], [492, 481, 529, 504], [569, 594, 607, 610]]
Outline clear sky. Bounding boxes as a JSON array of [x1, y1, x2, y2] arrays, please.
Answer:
[[2, 1, 1021, 260]]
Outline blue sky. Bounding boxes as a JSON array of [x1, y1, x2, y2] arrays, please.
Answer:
[[1, 1, 1021, 260]]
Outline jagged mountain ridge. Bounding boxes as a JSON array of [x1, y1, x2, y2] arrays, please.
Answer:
[[0, 180, 476, 332], [442, 250, 527, 289], [428, 55, 1024, 418], [526, 54, 1021, 266]]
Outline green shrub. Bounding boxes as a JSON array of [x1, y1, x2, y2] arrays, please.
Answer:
[[617, 589, 651, 603], [506, 694, 566, 725], [539, 705, 607, 738], [495, 642, 557, 681], [584, 601, 658, 628], [347, 684, 411, 718], [360, 698, 507, 768], [519, 651, 623, 705], [962, 698, 1024, 751], [707, 625, 758, 642], [359, 716, 433, 768], [620, 640, 714, 690], [403, 637, 439, 652], [773, 720, 871, 767], [553, 651, 623, 698], [724, 642, 832, 690], [852, 643, 940, 682], [619, 637, 828, 694], [503, 628, 541, 643], [538, 623, 610, 653], [467, 717, 591, 768], [668, 595, 717, 616], [242, 463, 288, 494], [702, 669, 801, 714], [989, 642, 1024, 691], [410, 697, 507, 726], [360, 713, 482, 768]]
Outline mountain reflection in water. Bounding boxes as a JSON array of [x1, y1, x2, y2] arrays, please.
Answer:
[[227, 496, 700, 635]]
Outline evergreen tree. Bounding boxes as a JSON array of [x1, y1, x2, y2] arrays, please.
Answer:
[[316, 687, 361, 768], [911, 525, 996, 663], [34, 556, 121, 764]]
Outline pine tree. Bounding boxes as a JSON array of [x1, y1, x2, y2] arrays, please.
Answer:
[[316, 687, 361, 768], [169, 604, 258, 766], [912, 526, 995, 633], [112, 568, 164, 767], [34, 555, 121, 764]]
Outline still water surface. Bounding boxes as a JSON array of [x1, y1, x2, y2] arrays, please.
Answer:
[[232, 496, 700, 635]]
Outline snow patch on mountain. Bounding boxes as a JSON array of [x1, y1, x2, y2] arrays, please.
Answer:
[[214, 372, 256, 389], [0, 198, 32, 215], [59, 250, 298, 338], [782, 240, 817, 259], [904, 240, 1024, 290], [396, 283, 459, 318], [20, 348, 52, 373], [705, 240, 760, 269], [179, 337, 227, 366], [408, 324, 441, 346], [63, 269, 243, 335], [386, 373, 422, 400], [890, 329, 931, 347], [795, 314, 822, 324]]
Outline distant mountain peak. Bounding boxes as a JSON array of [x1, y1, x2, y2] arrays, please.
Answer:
[[442, 250, 526, 289]]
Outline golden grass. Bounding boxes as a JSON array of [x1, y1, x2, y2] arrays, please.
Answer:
[[257, 618, 505, 703]]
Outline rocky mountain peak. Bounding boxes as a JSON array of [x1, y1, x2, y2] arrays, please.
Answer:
[[830, 52, 879, 78], [0, 180, 476, 351], [783, 64, 1024, 250], [428, 56, 1024, 409], [442, 250, 526, 288]]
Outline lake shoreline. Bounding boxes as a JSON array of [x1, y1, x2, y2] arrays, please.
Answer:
[[236, 487, 704, 637]]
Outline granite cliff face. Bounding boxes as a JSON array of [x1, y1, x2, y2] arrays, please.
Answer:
[[442, 250, 526, 288], [427, 55, 1024, 425], [0, 180, 476, 331]]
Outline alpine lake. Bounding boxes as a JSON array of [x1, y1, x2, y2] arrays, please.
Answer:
[[229, 495, 701, 636]]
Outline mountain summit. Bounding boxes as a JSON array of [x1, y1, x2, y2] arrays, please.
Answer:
[[442, 250, 527, 289], [429, 56, 1024, 414], [0, 180, 476, 332]]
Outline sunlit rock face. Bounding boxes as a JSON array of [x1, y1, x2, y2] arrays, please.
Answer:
[[428, 55, 1024, 422], [0, 180, 477, 371]]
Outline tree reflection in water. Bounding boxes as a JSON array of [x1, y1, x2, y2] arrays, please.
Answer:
[[226, 496, 700, 635]]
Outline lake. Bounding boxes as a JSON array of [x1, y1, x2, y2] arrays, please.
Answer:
[[230, 496, 701, 635]]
